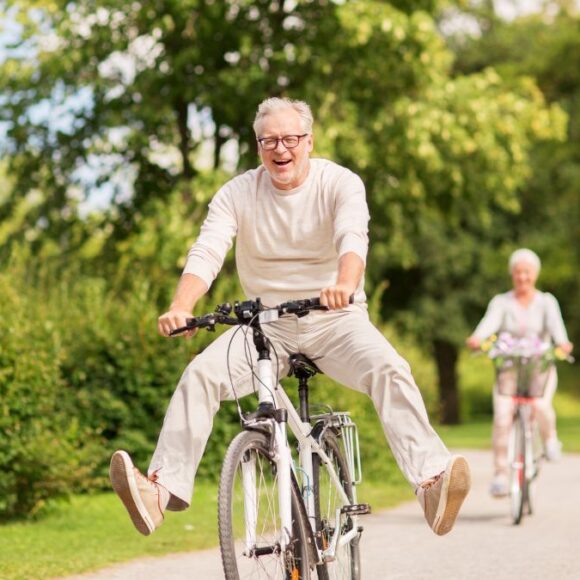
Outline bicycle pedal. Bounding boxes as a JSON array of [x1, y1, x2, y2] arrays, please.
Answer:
[[341, 503, 371, 516]]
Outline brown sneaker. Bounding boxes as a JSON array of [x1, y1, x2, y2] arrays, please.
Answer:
[[416, 455, 471, 536], [109, 450, 169, 536]]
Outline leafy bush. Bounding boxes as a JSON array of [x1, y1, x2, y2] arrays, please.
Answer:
[[0, 273, 97, 520]]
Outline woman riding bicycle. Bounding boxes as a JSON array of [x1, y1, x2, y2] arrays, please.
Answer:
[[466, 248, 573, 497]]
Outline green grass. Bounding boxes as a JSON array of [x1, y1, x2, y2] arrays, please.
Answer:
[[436, 420, 492, 450], [0, 486, 220, 580]]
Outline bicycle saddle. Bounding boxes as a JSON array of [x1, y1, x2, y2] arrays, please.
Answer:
[[287, 353, 323, 378]]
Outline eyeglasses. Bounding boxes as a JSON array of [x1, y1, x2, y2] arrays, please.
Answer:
[[257, 134, 309, 151]]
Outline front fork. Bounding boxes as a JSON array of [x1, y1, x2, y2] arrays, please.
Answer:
[[255, 358, 293, 552], [521, 405, 538, 481], [511, 404, 537, 483]]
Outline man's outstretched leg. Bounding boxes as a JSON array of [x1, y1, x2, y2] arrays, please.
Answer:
[[301, 305, 471, 536], [109, 321, 293, 534]]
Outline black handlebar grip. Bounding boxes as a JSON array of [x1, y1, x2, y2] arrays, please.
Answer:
[[169, 317, 198, 336], [311, 294, 354, 306]]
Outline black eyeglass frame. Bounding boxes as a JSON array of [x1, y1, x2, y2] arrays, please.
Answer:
[[257, 133, 309, 151]]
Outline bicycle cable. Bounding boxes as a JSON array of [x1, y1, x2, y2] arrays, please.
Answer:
[[225, 307, 282, 421], [241, 310, 281, 410], [225, 323, 250, 419]]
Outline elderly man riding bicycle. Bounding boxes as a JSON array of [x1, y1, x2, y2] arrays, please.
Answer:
[[109, 97, 471, 539]]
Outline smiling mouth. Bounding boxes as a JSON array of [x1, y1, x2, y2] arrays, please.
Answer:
[[273, 159, 291, 166]]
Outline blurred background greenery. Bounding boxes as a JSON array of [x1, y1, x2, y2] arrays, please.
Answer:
[[0, 0, 578, 572]]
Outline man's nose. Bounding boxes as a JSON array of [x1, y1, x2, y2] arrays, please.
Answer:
[[274, 139, 288, 153]]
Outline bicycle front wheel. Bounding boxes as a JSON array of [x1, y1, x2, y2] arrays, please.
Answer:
[[509, 412, 526, 525], [313, 429, 361, 580], [219, 429, 312, 579]]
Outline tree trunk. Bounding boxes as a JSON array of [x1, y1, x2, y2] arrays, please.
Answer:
[[175, 98, 194, 180], [432, 339, 460, 425], [214, 128, 225, 170]]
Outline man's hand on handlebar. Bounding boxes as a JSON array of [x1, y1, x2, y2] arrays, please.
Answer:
[[158, 309, 198, 338], [320, 284, 355, 310]]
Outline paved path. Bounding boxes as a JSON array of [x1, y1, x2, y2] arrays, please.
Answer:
[[62, 450, 580, 579]]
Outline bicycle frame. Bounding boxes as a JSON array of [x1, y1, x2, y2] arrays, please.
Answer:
[[244, 357, 359, 565], [510, 397, 541, 480], [279, 387, 360, 558]]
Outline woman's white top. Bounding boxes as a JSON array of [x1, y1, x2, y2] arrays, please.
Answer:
[[473, 290, 569, 344]]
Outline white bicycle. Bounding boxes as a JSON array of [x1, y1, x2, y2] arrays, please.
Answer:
[[492, 342, 573, 525], [172, 297, 370, 579]]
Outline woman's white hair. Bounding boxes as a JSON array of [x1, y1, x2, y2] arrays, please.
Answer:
[[509, 248, 541, 274], [253, 97, 314, 136]]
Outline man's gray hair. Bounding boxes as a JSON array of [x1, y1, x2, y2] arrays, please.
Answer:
[[509, 248, 541, 274], [253, 97, 314, 136]]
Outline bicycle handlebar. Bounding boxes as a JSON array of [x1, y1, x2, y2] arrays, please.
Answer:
[[169, 295, 354, 336]]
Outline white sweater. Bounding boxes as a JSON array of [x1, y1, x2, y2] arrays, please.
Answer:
[[473, 290, 569, 344], [183, 159, 370, 307]]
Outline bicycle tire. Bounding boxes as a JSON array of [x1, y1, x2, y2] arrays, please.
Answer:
[[509, 412, 526, 525], [525, 420, 542, 516], [219, 429, 312, 579], [312, 429, 361, 580]]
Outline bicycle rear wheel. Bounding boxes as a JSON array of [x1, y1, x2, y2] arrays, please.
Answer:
[[219, 429, 312, 579], [313, 429, 361, 580], [509, 412, 526, 525]]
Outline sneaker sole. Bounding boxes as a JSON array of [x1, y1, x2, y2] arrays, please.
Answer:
[[433, 456, 471, 536], [109, 451, 155, 536]]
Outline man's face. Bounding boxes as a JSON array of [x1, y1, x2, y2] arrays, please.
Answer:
[[257, 108, 313, 190]]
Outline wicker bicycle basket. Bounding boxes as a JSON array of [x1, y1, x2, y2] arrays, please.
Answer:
[[495, 357, 551, 397]]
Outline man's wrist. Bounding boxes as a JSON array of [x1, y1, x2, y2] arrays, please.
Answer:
[[336, 281, 357, 294]]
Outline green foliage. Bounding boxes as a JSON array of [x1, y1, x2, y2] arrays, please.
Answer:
[[360, 71, 566, 343], [448, 7, 580, 345], [0, 176, 244, 516], [0, 0, 344, 249], [307, 5, 568, 360], [0, 270, 97, 519]]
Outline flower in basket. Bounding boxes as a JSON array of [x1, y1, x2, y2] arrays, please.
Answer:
[[480, 334, 497, 353], [486, 333, 551, 369]]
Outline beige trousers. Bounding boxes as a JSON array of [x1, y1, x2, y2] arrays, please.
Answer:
[[492, 367, 558, 476], [149, 304, 450, 510]]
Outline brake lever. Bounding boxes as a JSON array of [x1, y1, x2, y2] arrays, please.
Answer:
[[169, 317, 201, 336]]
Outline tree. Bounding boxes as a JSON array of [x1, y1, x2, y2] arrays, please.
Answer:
[[0, 0, 341, 250], [307, 4, 566, 423], [448, 4, 580, 346]]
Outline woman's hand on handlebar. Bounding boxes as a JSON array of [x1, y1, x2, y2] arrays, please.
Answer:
[[158, 309, 198, 338], [558, 341, 574, 355]]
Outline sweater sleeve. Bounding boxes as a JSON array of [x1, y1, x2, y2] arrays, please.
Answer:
[[333, 170, 370, 263], [544, 293, 570, 345], [182, 183, 238, 289], [473, 295, 505, 339]]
